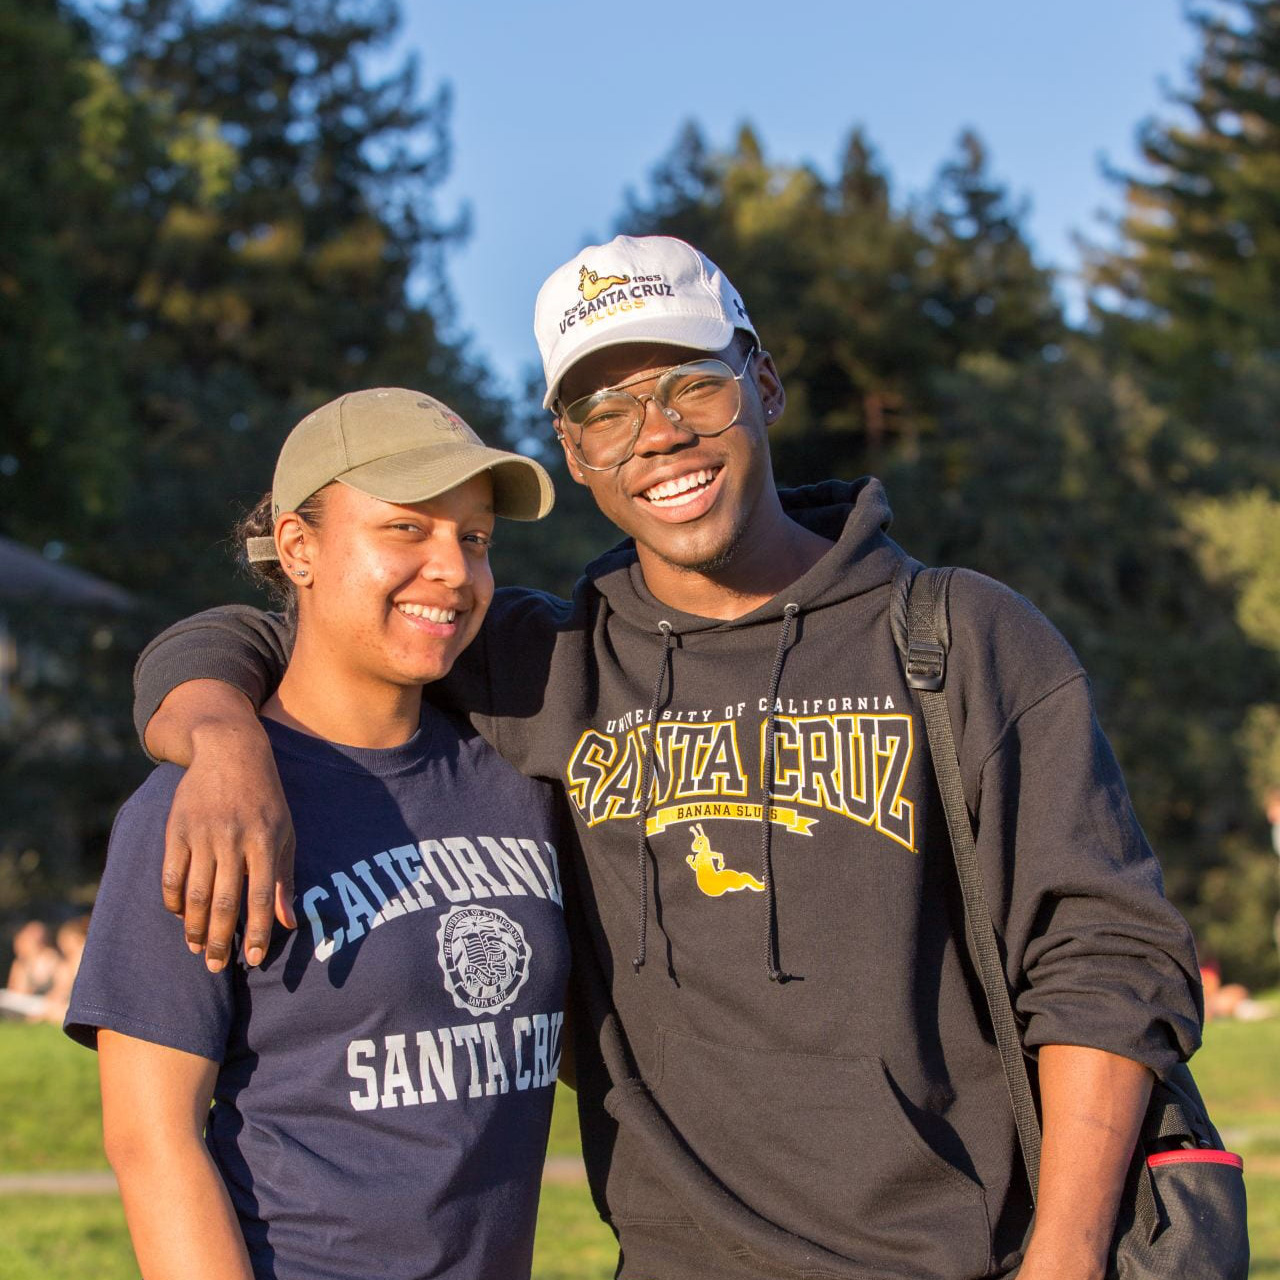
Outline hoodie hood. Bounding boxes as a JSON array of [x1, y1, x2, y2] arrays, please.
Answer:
[[581, 477, 903, 633]]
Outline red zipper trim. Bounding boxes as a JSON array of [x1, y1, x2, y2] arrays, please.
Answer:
[[1146, 1150, 1243, 1170]]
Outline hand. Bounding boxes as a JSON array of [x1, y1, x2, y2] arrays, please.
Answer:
[[162, 717, 296, 971]]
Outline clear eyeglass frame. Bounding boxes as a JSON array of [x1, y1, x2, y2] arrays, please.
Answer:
[[554, 344, 758, 471]]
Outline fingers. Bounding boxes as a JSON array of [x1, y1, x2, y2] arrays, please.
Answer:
[[174, 825, 242, 972], [181, 849, 215, 955], [242, 830, 287, 968], [161, 819, 194, 922], [164, 806, 215, 955], [202, 851, 245, 973], [157, 724, 298, 970], [164, 811, 281, 973], [275, 828, 298, 933], [244, 817, 298, 965]]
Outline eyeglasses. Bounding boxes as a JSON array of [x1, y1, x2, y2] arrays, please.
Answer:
[[555, 345, 757, 471]]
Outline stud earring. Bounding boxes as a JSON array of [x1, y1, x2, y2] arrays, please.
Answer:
[[292, 568, 308, 579]]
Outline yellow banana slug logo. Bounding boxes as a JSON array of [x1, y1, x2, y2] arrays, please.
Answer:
[[685, 823, 765, 897], [564, 713, 915, 852], [578, 264, 631, 302]]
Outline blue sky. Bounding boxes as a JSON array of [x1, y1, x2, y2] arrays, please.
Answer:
[[394, 1, 1203, 394]]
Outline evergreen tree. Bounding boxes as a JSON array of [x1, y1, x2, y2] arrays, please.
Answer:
[[1089, 0, 1280, 982], [4, 0, 506, 619], [922, 130, 1063, 368], [0, 0, 178, 898], [620, 123, 1061, 483], [0, 0, 153, 550], [0, 0, 515, 906], [1089, 0, 1280, 415], [624, 116, 1280, 983]]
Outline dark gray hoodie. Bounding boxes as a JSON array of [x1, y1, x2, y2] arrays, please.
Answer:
[[134, 477, 1202, 1280]]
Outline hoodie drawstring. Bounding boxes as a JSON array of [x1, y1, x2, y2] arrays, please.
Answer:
[[633, 620, 674, 974], [760, 604, 800, 982], [632, 607, 800, 982]]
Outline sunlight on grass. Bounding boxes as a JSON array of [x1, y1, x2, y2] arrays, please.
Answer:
[[0, 1194, 133, 1279], [0, 1023, 106, 1171], [2, 1010, 1276, 1276], [533, 1182, 617, 1279]]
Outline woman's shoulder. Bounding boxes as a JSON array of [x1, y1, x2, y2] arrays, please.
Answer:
[[121, 762, 185, 813], [108, 764, 187, 850], [431, 712, 558, 801]]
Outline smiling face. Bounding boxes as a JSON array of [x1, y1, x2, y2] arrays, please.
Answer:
[[555, 338, 786, 588], [286, 474, 496, 691]]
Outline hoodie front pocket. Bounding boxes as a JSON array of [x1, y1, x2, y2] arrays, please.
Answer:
[[632, 1029, 992, 1279]]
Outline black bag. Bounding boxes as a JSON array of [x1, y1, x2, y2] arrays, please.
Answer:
[[892, 561, 1250, 1280]]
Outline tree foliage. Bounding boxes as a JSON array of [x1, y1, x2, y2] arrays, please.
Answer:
[[2, 0, 504, 618], [0, 0, 138, 545], [621, 122, 1062, 482], [1089, 0, 1280, 983], [1090, 1, 1280, 406], [0, 0, 507, 903]]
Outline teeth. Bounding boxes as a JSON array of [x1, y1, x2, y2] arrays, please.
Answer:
[[643, 469, 717, 503], [396, 603, 457, 623]]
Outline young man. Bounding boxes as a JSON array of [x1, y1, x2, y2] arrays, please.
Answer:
[[133, 236, 1201, 1280]]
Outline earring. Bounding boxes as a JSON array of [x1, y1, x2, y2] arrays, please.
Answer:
[[292, 568, 308, 579]]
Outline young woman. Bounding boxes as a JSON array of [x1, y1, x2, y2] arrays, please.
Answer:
[[66, 388, 568, 1280]]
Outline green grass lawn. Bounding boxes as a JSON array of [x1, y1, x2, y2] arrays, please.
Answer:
[[0, 1022, 109, 1171], [0, 1194, 134, 1280], [2, 1013, 1276, 1277], [0, 1183, 619, 1280], [1197, 1013, 1280, 1278]]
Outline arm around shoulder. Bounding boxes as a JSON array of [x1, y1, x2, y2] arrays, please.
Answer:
[[134, 604, 293, 754]]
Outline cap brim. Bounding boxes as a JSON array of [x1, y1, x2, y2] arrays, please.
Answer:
[[542, 313, 736, 409], [337, 444, 554, 521]]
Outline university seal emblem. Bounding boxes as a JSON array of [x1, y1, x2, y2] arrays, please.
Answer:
[[436, 904, 531, 1017]]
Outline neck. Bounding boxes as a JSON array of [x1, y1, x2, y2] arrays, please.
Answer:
[[263, 630, 423, 749], [638, 498, 834, 621]]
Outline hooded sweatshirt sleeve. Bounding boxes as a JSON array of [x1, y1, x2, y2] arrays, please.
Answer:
[[948, 572, 1202, 1076], [442, 585, 587, 779], [132, 605, 294, 750]]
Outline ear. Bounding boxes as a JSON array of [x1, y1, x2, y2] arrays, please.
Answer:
[[556, 425, 589, 486], [275, 512, 314, 585], [752, 349, 786, 424]]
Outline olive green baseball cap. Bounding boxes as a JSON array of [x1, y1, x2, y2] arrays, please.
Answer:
[[246, 388, 554, 562]]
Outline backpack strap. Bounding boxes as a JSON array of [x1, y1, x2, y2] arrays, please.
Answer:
[[890, 559, 1044, 1201]]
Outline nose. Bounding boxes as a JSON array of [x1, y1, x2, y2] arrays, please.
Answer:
[[633, 393, 696, 456], [419, 533, 472, 591]]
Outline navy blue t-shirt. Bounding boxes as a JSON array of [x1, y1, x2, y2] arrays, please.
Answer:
[[67, 710, 570, 1280]]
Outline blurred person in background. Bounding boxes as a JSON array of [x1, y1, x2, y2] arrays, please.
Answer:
[[1, 919, 62, 1019], [41, 914, 89, 1024]]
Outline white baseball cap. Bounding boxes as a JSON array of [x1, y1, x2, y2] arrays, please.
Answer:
[[534, 235, 759, 409]]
